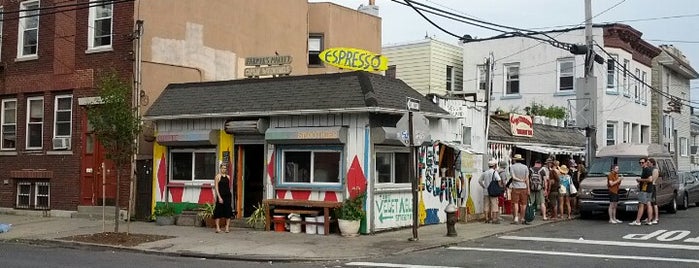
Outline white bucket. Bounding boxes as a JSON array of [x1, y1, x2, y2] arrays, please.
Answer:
[[305, 217, 317, 234], [288, 214, 302, 234], [316, 216, 325, 235]]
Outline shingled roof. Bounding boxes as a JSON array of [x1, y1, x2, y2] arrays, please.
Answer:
[[488, 116, 585, 147], [145, 71, 448, 120]]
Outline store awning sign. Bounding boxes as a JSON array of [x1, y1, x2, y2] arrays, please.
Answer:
[[509, 114, 533, 137], [319, 47, 388, 71]]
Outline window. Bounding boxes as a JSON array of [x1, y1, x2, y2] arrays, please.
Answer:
[[376, 152, 410, 184], [386, 65, 396, 79], [558, 58, 575, 91], [606, 55, 618, 92], [16, 181, 49, 210], [504, 63, 520, 95], [476, 64, 487, 91], [634, 68, 640, 102], [606, 121, 617, 146], [462, 126, 471, 145], [1, 99, 16, 150], [17, 0, 40, 58], [446, 65, 454, 91], [170, 149, 217, 181], [623, 122, 630, 143], [681, 137, 688, 156], [54, 95, 72, 138], [282, 148, 341, 184], [308, 34, 323, 66], [88, 0, 113, 49], [641, 71, 647, 104], [26, 96, 43, 149], [622, 59, 630, 96]]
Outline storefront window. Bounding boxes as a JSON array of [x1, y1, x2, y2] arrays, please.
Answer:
[[282, 148, 341, 184], [376, 148, 410, 184], [171, 148, 216, 181]]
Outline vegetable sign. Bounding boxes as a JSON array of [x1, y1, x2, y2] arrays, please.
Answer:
[[319, 47, 388, 72]]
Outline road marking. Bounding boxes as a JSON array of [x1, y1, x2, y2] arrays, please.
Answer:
[[500, 235, 699, 251], [448, 246, 699, 264], [345, 262, 462, 268]]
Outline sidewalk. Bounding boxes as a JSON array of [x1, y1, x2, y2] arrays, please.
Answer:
[[0, 213, 551, 261]]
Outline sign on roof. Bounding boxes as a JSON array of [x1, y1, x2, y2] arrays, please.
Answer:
[[510, 114, 533, 137], [245, 55, 293, 66], [319, 47, 388, 72]]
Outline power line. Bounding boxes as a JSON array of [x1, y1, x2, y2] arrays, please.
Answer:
[[528, 13, 699, 31], [646, 39, 699, 44]]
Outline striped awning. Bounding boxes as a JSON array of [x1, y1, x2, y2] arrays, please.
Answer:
[[517, 144, 585, 156]]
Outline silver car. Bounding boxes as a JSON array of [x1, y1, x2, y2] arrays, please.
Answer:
[[676, 171, 699, 210]]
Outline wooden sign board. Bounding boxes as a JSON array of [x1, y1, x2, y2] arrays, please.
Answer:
[[245, 55, 293, 66], [319, 47, 388, 72], [244, 65, 293, 77]]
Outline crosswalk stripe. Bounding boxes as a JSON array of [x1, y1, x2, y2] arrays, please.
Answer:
[[499, 235, 699, 251], [345, 262, 463, 268], [448, 246, 699, 264]]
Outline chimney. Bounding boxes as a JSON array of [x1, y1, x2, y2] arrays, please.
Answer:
[[358, 0, 379, 16]]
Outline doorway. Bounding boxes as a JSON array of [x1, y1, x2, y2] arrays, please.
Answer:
[[79, 109, 117, 206], [241, 144, 264, 217]]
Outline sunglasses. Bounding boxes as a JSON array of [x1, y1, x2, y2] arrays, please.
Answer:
[[639, 161, 645, 164]]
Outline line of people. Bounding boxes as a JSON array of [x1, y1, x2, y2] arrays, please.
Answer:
[[479, 154, 583, 224]]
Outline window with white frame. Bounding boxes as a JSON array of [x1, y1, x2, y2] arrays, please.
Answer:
[[15, 180, 49, 210], [308, 34, 323, 66], [282, 147, 341, 184], [622, 59, 630, 96], [446, 65, 454, 91], [606, 121, 617, 146], [26, 96, 43, 149], [477, 64, 487, 91], [17, 0, 40, 58], [88, 0, 113, 49], [634, 68, 640, 102], [504, 63, 519, 95], [170, 148, 217, 181], [462, 126, 472, 145], [641, 71, 647, 104], [54, 95, 72, 138], [681, 137, 688, 156], [376, 149, 410, 184], [606, 55, 618, 92], [16, 182, 31, 208], [35, 182, 50, 209], [623, 122, 630, 143], [558, 58, 574, 91], [1, 99, 16, 150]]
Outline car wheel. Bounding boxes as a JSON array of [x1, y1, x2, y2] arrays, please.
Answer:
[[666, 197, 678, 214], [680, 194, 689, 210]]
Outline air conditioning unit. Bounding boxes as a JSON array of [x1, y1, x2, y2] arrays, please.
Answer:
[[566, 119, 577, 128], [52, 137, 70, 150]]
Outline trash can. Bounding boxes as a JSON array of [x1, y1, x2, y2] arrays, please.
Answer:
[[288, 213, 302, 233], [273, 215, 286, 232], [316, 215, 325, 235], [305, 217, 317, 234]]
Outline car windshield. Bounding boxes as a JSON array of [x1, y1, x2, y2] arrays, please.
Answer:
[[588, 157, 642, 176]]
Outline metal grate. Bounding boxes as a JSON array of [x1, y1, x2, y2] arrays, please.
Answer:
[[16, 182, 31, 209], [35, 182, 50, 210]]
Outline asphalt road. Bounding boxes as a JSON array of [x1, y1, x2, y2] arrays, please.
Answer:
[[339, 204, 699, 268]]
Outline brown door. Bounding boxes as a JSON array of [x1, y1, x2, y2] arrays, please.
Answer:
[[79, 109, 117, 205]]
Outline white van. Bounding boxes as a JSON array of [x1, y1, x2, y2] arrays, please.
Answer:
[[578, 143, 678, 217]]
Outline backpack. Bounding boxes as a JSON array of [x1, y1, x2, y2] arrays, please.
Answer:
[[525, 201, 536, 222], [529, 167, 544, 192], [487, 171, 504, 197]]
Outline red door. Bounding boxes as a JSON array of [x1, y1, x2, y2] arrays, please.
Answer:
[[79, 109, 117, 205]]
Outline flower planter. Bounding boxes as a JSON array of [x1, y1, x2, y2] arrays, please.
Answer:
[[338, 219, 360, 237], [155, 215, 175, 226]]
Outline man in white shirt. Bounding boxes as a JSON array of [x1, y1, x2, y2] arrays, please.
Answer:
[[479, 159, 502, 223], [509, 154, 530, 224]]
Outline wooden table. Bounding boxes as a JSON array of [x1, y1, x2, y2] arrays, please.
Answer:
[[263, 199, 342, 235]]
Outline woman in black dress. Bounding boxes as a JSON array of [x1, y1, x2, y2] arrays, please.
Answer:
[[213, 164, 233, 233]]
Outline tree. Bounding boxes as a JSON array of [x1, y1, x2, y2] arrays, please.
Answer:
[[87, 71, 140, 233]]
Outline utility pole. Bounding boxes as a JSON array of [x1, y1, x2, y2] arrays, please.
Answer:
[[483, 54, 493, 168], [577, 0, 598, 162]]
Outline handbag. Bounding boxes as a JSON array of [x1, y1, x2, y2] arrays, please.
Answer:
[[487, 171, 504, 197], [569, 183, 578, 195]]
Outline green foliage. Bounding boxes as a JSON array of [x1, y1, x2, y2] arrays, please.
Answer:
[[336, 192, 366, 221], [198, 203, 215, 219], [87, 70, 141, 165], [246, 203, 267, 228], [525, 102, 567, 120], [153, 203, 177, 217]]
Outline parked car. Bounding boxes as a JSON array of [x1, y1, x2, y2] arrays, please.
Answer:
[[676, 171, 699, 210], [578, 143, 679, 217]]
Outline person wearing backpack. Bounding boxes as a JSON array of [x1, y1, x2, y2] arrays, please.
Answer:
[[479, 159, 503, 224], [529, 159, 549, 221]]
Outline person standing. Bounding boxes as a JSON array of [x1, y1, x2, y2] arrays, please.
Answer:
[[509, 154, 530, 225], [648, 158, 660, 225], [569, 160, 580, 215], [529, 159, 548, 221], [547, 160, 561, 221], [479, 159, 502, 224], [558, 165, 573, 220], [213, 163, 234, 233], [607, 164, 623, 224], [629, 158, 653, 226]]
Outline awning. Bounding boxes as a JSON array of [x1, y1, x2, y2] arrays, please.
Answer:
[[438, 141, 483, 155], [517, 144, 585, 156]]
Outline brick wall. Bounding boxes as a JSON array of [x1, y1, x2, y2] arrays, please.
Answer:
[[0, 0, 135, 210]]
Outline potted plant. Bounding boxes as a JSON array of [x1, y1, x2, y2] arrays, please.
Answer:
[[246, 203, 267, 230], [336, 192, 366, 237], [153, 203, 177, 226], [198, 203, 215, 228]]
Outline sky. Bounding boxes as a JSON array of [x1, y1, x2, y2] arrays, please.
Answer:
[[312, 0, 699, 101]]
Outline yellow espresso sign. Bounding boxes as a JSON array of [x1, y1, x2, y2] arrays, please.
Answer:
[[319, 47, 388, 71]]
